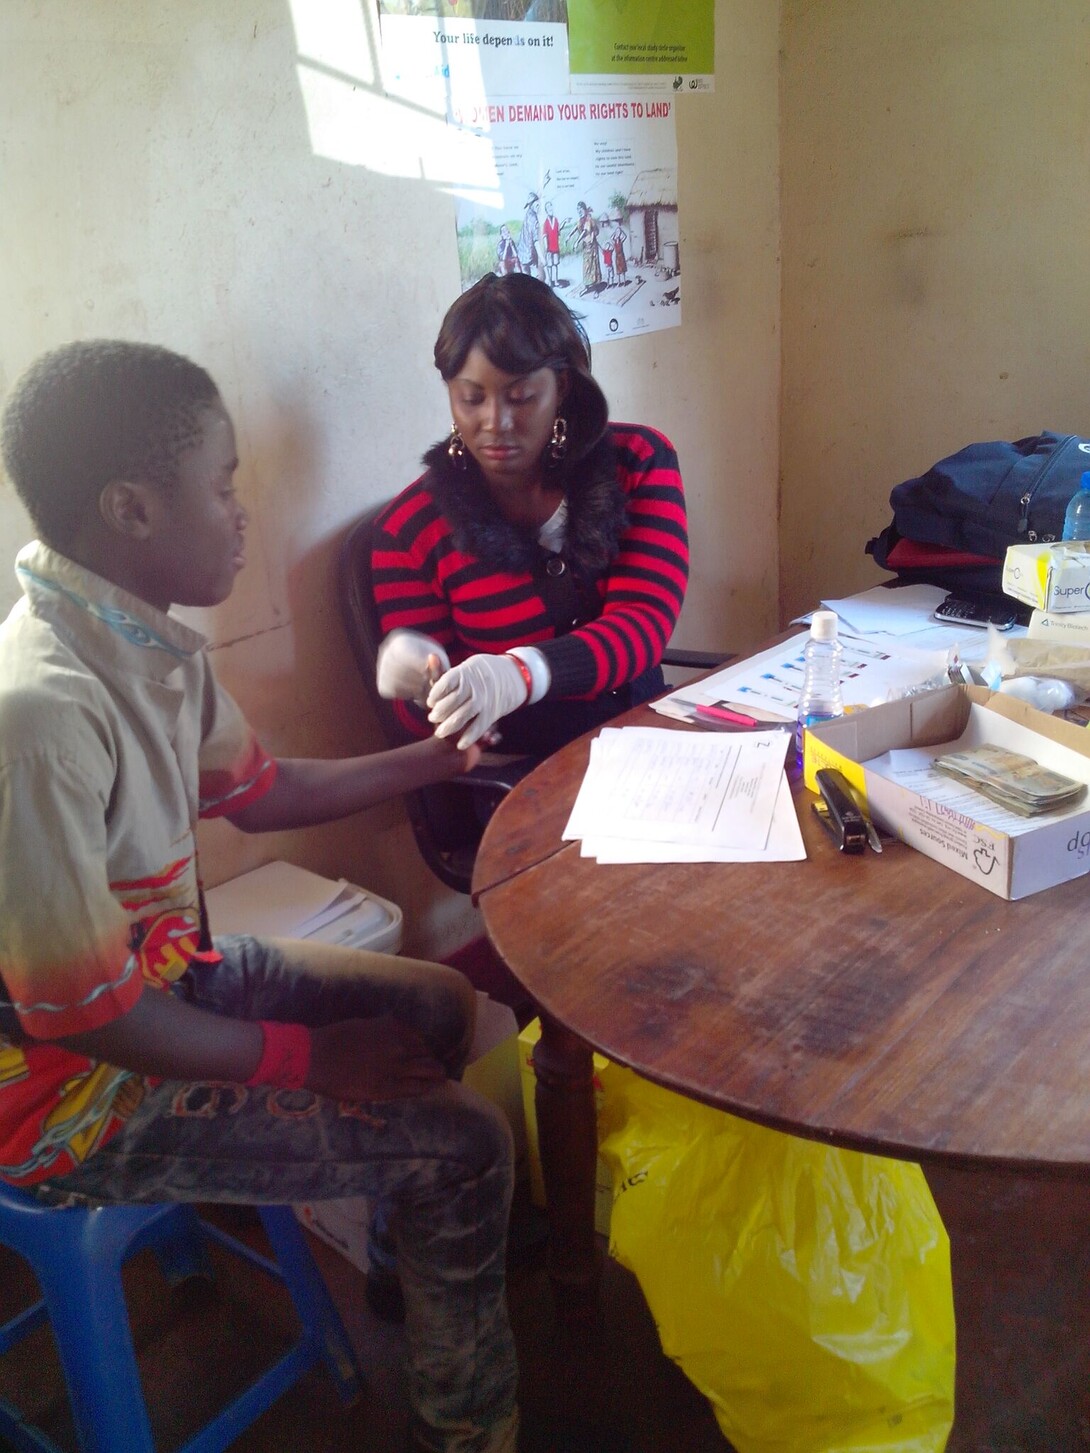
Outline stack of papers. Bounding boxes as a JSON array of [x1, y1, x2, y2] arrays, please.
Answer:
[[654, 630, 949, 725], [204, 861, 400, 951], [656, 586, 1031, 732], [817, 584, 1027, 658], [562, 726, 805, 864]]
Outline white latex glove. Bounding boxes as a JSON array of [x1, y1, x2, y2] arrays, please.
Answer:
[[376, 630, 450, 705], [427, 654, 530, 749]]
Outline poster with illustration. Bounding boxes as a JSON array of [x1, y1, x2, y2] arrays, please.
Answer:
[[376, 0, 570, 112], [450, 94, 680, 343]]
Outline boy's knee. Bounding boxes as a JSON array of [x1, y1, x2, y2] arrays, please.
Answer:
[[453, 1088, 515, 1185], [419, 963, 477, 1076]]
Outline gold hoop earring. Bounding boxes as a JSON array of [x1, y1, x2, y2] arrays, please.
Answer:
[[547, 415, 568, 465], [447, 425, 467, 468]]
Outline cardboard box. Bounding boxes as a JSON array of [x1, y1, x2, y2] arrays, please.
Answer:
[[519, 1018, 613, 1237], [803, 684, 1090, 900], [1028, 608, 1090, 644], [297, 994, 526, 1270], [1002, 541, 1090, 612]]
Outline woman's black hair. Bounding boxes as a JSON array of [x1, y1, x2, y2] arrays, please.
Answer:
[[434, 273, 609, 462], [1, 339, 219, 549]]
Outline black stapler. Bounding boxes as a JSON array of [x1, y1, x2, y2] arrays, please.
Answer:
[[812, 768, 869, 854]]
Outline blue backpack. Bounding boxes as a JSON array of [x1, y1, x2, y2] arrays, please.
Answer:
[[867, 431, 1090, 593]]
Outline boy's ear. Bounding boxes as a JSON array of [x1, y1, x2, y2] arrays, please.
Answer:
[[98, 479, 160, 540]]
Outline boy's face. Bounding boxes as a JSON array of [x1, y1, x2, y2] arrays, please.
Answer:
[[144, 398, 247, 611]]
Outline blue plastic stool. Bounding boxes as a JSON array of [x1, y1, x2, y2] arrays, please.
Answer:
[[0, 1183, 363, 1453]]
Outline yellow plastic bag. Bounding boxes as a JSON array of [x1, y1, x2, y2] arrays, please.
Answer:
[[597, 1066, 955, 1453]]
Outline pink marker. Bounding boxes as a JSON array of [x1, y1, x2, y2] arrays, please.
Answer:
[[693, 703, 760, 728]]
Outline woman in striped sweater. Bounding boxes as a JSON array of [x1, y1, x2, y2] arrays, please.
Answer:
[[372, 273, 689, 756]]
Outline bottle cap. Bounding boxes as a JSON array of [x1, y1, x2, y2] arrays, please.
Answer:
[[810, 610, 839, 642], [1081, 471, 1090, 490]]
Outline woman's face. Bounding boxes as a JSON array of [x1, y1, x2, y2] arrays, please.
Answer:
[[448, 344, 568, 494]]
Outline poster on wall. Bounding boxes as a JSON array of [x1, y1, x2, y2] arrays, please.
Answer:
[[566, 0, 714, 95], [375, 0, 570, 111], [449, 94, 680, 344]]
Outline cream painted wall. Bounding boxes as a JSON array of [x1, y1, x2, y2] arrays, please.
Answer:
[[780, 1, 1090, 623], [0, 1, 781, 957]]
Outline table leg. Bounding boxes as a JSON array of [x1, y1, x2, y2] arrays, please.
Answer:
[[925, 1162, 1090, 1450], [531, 1013, 602, 1328]]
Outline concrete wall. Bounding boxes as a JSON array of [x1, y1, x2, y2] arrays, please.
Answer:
[[0, 1, 781, 957], [779, 1, 1090, 622]]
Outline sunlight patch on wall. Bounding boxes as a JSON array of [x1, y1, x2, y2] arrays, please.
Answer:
[[290, 0, 377, 84], [288, 0, 501, 202]]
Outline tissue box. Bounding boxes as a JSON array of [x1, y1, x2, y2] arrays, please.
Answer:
[[804, 684, 1090, 900], [1003, 541, 1090, 612], [296, 993, 525, 1271], [519, 1018, 613, 1237]]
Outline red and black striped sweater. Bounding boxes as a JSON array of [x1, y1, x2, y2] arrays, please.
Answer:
[[372, 422, 689, 740]]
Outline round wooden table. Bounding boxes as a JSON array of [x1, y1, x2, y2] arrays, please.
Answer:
[[473, 705, 1090, 1449]]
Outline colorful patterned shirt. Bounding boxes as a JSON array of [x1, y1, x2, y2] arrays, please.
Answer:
[[0, 543, 276, 1185]]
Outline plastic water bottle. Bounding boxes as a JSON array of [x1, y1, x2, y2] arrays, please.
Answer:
[[795, 610, 844, 763], [1062, 471, 1090, 540]]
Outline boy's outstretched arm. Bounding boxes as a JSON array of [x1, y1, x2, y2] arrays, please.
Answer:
[[53, 989, 445, 1100], [227, 734, 481, 833]]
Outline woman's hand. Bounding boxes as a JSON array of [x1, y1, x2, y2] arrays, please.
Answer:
[[427, 654, 530, 749], [377, 630, 450, 705]]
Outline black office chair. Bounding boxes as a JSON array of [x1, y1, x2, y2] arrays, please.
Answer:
[[339, 501, 734, 893]]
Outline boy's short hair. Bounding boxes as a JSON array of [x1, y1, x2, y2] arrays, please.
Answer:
[[1, 339, 220, 548]]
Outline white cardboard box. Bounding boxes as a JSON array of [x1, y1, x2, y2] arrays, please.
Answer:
[[1003, 540, 1090, 612], [803, 684, 1090, 900], [296, 994, 525, 1272], [1028, 608, 1090, 644]]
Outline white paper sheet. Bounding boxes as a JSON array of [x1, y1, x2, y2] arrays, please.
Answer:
[[654, 631, 950, 723], [580, 772, 806, 863], [794, 587, 1029, 661], [562, 726, 788, 856], [818, 584, 948, 635]]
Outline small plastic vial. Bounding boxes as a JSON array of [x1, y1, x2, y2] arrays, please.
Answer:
[[1062, 471, 1090, 541], [795, 610, 844, 762]]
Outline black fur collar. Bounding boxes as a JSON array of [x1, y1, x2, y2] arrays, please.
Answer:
[[422, 433, 628, 577]]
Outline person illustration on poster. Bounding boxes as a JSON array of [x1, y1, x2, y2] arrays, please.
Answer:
[[610, 219, 629, 285], [518, 192, 544, 282], [495, 224, 520, 276], [571, 202, 601, 295], [600, 224, 615, 286], [542, 201, 561, 287]]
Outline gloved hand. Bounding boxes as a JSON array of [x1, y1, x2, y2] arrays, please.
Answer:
[[376, 630, 451, 705], [427, 653, 530, 749]]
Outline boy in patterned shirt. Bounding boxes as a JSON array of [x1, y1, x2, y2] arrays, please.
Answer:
[[0, 340, 518, 1453]]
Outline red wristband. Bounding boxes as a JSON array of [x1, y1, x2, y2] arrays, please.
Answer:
[[505, 653, 533, 701], [245, 1021, 312, 1089]]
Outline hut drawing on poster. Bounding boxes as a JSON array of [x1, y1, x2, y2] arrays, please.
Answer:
[[450, 95, 680, 344]]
